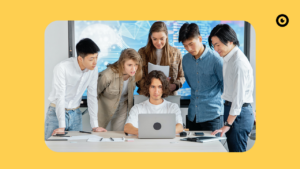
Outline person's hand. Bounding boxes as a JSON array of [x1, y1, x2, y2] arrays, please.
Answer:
[[167, 77, 176, 91], [51, 128, 65, 136], [92, 127, 107, 132], [211, 126, 230, 137], [169, 84, 176, 92], [169, 84, 176, 91], [134, 130, 139, 137]]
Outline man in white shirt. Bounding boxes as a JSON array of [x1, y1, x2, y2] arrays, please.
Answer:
[[209, 24, 255, 152], [124, 70, 183, 135], [45, 38, 107, 140]]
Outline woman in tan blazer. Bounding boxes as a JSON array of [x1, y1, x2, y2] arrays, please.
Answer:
[[137, 21, 185, 95], [97, 48, 142, 131]]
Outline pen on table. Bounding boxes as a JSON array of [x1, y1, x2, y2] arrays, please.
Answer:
[[53, 135, 70, 137], [110, 137, 114, 141], [80, 131, 92, 134]]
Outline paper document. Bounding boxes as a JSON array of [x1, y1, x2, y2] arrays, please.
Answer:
[[60, 135, 102, 140], [87, 137, 125, 142], [127, 134, 137, 136], [148, 62, 169, 77]]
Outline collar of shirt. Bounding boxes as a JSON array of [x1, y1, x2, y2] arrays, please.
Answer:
[[146, 99, 166, 109], [223, 46, 239, 63], [73, 57, 89, 73], [190, 44, 208, 61]]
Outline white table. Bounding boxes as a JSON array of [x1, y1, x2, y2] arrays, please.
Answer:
[[46, 131, 227, 152]]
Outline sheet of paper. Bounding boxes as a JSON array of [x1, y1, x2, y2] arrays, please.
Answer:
[[87, 138, 101, 142], [148, 62, 169, 77], [61, 135, 103, 140], [127, 134, 137, 136], [87, 137, 125, 142], [101, 138, 125, 142]]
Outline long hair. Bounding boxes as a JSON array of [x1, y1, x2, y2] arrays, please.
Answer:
[[145, 21, 173, 66], [107, 48, 143, 82], [143, 70, 170, 98]]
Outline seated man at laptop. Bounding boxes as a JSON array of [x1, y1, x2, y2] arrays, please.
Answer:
[[124, 70, 183, 135]]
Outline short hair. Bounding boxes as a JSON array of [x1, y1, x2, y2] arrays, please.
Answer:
[[178, 23, 201, 43], [208, 24, 240, 49], [76, 38, 100, 58], [143, 70, 169, 98]]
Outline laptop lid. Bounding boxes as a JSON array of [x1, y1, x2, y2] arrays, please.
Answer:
[[138, 114, 176, 139]]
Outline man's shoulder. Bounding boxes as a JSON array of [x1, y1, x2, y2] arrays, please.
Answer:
[[205, 49, 222, 65], [129, 100, 148, 113], [137, 99, 149, 107], [232, 48, 248, 64], [54, 57, 74, 71], [163, 100, 179, 109], [60, 57, 74, 65], [182, 53, 192, 62], [205, 48, 220, 59]]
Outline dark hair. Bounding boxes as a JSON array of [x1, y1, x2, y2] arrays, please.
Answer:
[[178, 23, 201, 43], [145, 21, 172, 66], [76, 38, 100, 58], [208, 24, 240, 49], [143, 70, 169, 98]]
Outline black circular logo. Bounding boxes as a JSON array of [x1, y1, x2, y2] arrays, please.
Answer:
[[276, 14, 289, 27], [153, 122, 161, 130]]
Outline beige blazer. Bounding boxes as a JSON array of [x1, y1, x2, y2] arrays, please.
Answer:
[[97, 67, 135, 128]]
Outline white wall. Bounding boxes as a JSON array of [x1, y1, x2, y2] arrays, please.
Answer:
[[44, 21, 93, 130], [45, 21, 68, 118]]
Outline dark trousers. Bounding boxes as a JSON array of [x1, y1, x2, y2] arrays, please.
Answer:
[[224, 104, 254, 152], [189, 116, 220, 133]]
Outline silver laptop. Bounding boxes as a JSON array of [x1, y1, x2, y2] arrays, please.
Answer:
[[138, 114, 176, 139]]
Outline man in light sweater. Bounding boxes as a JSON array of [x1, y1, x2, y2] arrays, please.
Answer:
[[45, 38, 107, 140], [124, 70, 183, 135], [209, 24, 255, 152]]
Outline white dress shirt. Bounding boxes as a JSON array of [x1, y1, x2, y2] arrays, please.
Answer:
[[48, 57, 99, 128], [125, 99, 183, 128], [222, 46, 254, 116]]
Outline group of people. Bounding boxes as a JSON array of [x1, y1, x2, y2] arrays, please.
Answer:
[[45, 21, 255, 152]]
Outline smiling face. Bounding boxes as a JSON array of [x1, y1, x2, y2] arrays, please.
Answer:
[[151, 31, 167, 49], [123, 59, 138, 76], [211, 36, 234, 57], [149, 78, 163, 101], [78, 53, 98, 70], [182, 36, 203, 57]]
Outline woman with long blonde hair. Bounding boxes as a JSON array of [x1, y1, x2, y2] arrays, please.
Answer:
[[97, 48, 142, 131], [137, 21, 185, 95]]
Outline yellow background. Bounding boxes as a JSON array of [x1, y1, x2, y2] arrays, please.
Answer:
[[1, 0, 299, 168]]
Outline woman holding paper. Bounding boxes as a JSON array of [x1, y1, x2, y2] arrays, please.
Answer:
[[97, 48, 142, 131], [137, 21, 185, 95]]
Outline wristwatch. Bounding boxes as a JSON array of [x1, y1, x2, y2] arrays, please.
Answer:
[[224, 121, 232, 128]]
